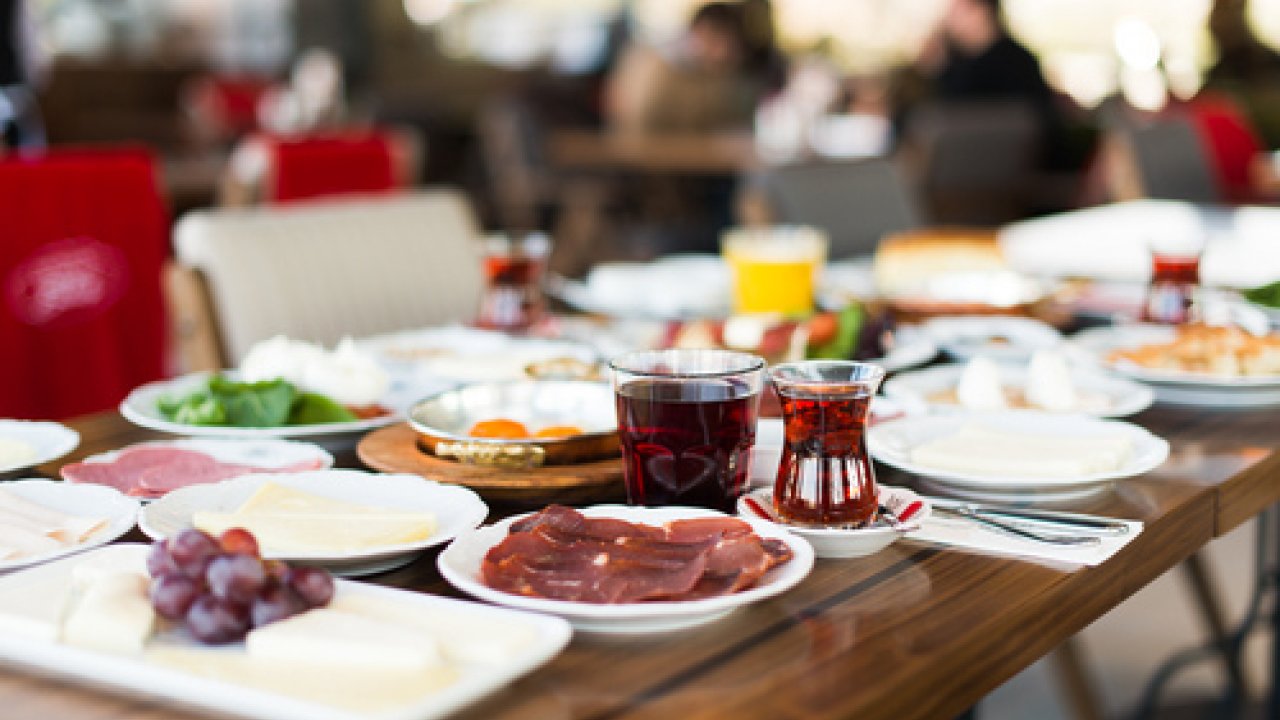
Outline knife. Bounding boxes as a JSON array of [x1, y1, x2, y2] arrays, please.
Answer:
[[931, 500, 1131, 535]]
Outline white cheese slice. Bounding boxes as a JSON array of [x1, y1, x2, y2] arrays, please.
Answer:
[[909, 424, 1133, 478], [245, 608, 440, 672], [191, 482, 436, 554], [330, 593, 539, 665], [0, 561, 77, 641], [62, 571, 155, 654], [193, 513, 436, 554], [0, 523, 61, 560]]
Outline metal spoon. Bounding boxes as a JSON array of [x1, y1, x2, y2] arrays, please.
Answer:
[[932, 505, 1103, 546]]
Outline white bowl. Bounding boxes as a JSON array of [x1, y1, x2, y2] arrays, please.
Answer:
[[737, 485, 929, 559], [0, 479, 139, 571], [0, 420, 79, 475]]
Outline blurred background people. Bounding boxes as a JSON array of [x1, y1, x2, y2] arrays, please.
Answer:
[[606, 2, 772, 135], [915, 0, 1070, 171], [0, 0, 43, 150]]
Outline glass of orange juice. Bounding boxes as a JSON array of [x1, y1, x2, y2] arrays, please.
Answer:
[[722, 226, 828, 315]]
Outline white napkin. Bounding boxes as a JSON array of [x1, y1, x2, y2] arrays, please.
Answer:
[[906, 507, 1143, 568]]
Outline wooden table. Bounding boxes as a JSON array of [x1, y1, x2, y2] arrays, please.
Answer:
[[8, 404, 1280, 720]]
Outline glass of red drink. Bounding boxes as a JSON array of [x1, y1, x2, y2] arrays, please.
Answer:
[[475, 233, 549, 333], [769, 361, 885, 528], [610, 349, 765, 512]]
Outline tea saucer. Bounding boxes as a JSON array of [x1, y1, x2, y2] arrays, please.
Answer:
[[737, 486, 930, 559]]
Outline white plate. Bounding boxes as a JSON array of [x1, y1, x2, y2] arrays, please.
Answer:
[[0, 479, 138, 571], [0, 420, 79, 475], [550, 255, 732, 320], [62, 438, 335, 499], [874, 325, 937, 372], [882, 363, 1155, 418], [140, 470, 489, 577], [737, 486, 930, 559], [868, 412, 1169, 492], [438, 505, 814, 634], [121, 372, 399, 445], [921, 315, 1063, 362], [1069, 324, 1280, 407], [0, 545, 571, 720]]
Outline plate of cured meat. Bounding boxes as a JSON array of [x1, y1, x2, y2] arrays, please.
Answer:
[[61, 439, 334, 500], [437, 504, 814, 634]]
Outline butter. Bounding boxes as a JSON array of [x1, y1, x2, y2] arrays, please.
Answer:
[[62, 571, 155, 654], [1025, 350, 1078, 412], [956, 357, 1007, 411]]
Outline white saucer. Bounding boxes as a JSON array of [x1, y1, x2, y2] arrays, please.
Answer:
[[737, 486, 929, 558]]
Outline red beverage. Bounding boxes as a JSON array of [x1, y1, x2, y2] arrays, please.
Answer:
[[615, 378, 760, 512], [1142, 254, 1200, 325], [774, 386, 877, 526], [475, 235, 547, 332]]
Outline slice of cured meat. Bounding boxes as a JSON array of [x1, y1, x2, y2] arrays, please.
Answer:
[[482, 506, 793, 604], [62, 446, 323, 498]]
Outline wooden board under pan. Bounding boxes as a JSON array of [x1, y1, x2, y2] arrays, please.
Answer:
[[357, 423, 625, 505]]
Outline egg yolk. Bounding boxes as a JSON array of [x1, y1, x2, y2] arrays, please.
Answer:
[[468, 419, 531, 438], [533, 425, 584, 438]]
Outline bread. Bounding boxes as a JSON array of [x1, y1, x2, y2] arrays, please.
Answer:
[[873, 228, 1005, 298]]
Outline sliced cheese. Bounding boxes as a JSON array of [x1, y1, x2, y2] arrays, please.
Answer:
[[191, 482, 437, 554], [0, 523, 61, 560], [0, 488, 108, 545], [245, 608, 440, 672], [330, 593, 539, 665], [0, 561, 77, 641], [62, 571, 155, 654], [909, 424, 1133, 478], [235, 483, 405, 517], [193, 513, 436, 554]]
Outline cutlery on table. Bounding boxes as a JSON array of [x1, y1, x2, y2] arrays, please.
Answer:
[[930, 505, 1103, 546]]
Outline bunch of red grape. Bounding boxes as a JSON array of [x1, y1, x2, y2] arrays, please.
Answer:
[[147, 528, 334, 644]]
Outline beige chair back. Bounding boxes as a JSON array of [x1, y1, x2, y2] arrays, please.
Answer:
[[173, 190, 484, 366]]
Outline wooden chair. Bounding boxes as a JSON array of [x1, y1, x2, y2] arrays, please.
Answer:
[[166, 190, 484, 372]]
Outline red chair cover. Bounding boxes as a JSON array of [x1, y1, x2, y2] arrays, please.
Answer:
[[266, 132, 398, 203], [0, 148, 169, 420], [191, 75, 275, 137], [1184, 94, 1266, 204]]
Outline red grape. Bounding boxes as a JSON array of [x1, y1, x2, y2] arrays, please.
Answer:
[[146, 540, 179, 579], [185, 595, 250, 644], [218, 528, 260, 557], [149, 574, 202, 620], [262, 559, 288, 584], [250, 586, 307, 628], [168, 529, 220, 580], [285, 566, 334, 608], [205, 554, 267, 605]]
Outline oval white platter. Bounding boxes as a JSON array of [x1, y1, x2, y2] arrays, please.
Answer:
[[867, 411, 1169, 493], [140, 470, 488, 577], [0, 544, 572, 720], [0, 479, 139, 572], [737, 485, 930, 559], [881, 363, 1155, 418], [438, 504, 814, 635], [1069, 324, 1280, 407], [120, 372, 399, 444], [62, 437, 335, 499], [0, 420, 79, 475]]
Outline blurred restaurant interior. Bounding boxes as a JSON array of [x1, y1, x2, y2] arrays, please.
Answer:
[[5, 0, 1280, 719]]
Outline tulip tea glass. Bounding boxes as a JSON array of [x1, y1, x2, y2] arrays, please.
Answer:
[[475, 233, 549, 332], [611, 349, 765, 513], [770, 361, 885, 527]]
